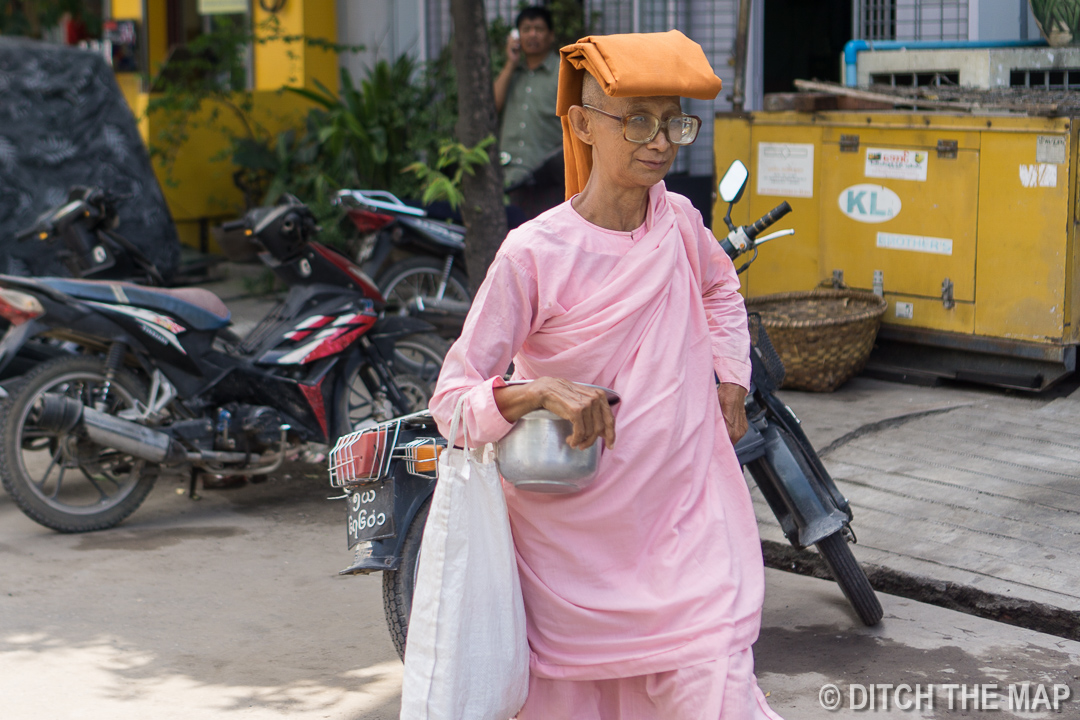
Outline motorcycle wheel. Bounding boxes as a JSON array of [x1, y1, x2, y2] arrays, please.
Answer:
[[382, 498, 430, 660], [377, 257, 471, 314], [342, 367, 432, 432], [755, 426, 883, 626], [0, 355, 155, 533], [815, 530, 884, 626], [392, 333, 450, 387]]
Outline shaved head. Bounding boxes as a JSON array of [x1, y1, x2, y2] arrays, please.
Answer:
[[581, 72, 606, 108]]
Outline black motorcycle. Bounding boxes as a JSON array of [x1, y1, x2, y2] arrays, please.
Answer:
[[0, 195, 447, 533], [335, 189, 470, 336], [331, 163, 882, 659], [715, 160, 882, 628], [12, 186, 167, 286], [0, 188, 172, 383]]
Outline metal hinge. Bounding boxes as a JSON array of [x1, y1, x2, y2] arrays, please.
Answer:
[[873, 270, 884, 297], [840, 134, 860, 153], [941, 277, 955, 309], [832, 269, 845, 288], [937, 139, 958, 159]]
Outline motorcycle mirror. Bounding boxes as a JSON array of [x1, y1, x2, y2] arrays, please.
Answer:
[[718, 160, 749, 204]]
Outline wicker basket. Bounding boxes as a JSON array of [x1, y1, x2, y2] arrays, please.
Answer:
[[745, 289, 888, 392]]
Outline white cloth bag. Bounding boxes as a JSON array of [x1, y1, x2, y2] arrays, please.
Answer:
[[400, 397, 529, 720]]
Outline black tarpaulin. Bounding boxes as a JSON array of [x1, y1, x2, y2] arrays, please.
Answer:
[[0, 37, 180, 280]]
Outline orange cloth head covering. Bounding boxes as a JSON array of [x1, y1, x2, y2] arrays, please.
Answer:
[[556, 30, 723, 199]]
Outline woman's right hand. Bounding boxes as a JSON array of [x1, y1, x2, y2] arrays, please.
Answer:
[[494, 378, 616, 451]]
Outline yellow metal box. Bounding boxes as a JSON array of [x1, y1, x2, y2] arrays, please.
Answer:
[[713, 111, 1078, 389]]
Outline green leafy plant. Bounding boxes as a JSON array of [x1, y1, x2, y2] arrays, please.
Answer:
[[281, 55, 441, 197], [404, 136, 498, 210], [226, 54, 458, 250], [144, 14, 362, 187]]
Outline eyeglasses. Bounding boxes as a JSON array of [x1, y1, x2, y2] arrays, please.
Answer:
[[582, 105, 701, 146]]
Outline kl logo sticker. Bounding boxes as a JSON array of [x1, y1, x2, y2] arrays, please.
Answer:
[[838, 184, 901, 224]]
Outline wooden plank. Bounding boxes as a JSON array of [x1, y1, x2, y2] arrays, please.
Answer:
[[793, 79, 1059, 115]]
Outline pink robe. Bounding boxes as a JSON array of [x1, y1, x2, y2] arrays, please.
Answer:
[[430, 182, 764, 682]]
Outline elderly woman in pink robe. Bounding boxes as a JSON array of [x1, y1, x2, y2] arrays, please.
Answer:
[[429, 30, 785, 720]]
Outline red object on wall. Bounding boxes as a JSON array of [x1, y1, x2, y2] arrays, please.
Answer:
[[63, 15, 90, 45]]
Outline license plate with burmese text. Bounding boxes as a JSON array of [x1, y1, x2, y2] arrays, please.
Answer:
[[346, 480, 395, 548]]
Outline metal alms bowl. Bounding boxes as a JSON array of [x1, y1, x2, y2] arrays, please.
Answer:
[[496, 410, 599, 493], [495, 383, 619, 494]]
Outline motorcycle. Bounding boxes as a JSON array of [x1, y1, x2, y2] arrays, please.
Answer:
[[715, 160, 882, 627], [11, 186, 167, 286], [330, 162, 882, 660], [0, 188, 171, 383], [334, 189, 471, 336], [0, 194, 448, 533]]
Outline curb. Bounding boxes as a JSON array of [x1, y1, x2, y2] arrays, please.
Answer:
[[761, 539, 1080, 641]]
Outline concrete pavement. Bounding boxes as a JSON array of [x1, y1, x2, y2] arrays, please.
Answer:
[[757, 567, 1080, 719], [765, 377, 1080, 641], [3, 468, 1076, 720]]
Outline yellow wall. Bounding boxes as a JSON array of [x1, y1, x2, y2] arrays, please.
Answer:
[[254, 0, 339, 93], [148, 91, 317, 250], [108, 0, 338, 250]]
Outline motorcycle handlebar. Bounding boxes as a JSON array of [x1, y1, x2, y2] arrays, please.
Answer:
[[220, 219, 246, 232], [14, 226, 41, 243], [745, 202, 792, 241]]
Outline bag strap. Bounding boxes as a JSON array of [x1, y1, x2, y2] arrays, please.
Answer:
[[447, 394, 472, 452]]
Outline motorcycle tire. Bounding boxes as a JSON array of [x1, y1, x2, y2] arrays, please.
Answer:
[[382, 498, 430, 660], [392, 332, 450, 388], [815, 530, 884, 626], [755, 426, 883, 626], [0, 355, 155, 533], [341, 364, 432, 433], [377, 257, 471, 313]]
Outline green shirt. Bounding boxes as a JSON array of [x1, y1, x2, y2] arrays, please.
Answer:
[[499, 51, 563, 187]]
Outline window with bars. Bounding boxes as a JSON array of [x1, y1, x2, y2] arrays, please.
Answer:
[[855, 0, 968, 40], [859, 0, 897, 39], [1010, 68, 1080, 89], [870, 70, 959, 86]]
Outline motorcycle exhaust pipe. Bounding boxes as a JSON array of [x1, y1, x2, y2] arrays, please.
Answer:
[[33, 395, 188, 466]]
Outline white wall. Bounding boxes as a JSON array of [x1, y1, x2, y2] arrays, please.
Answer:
[[970, 0, 1041, 41], [337, 0, 426, 81]]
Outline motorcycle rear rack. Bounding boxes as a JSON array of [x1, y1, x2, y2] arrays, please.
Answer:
[[328, 411, 444, 487]]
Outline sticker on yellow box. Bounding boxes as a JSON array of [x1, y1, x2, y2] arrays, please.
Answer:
[[756, 142, 814, 198], [877, 232, 953, 256], [865, 148, 928, 182], [198, 0, 247, 12], [895, 302, 914, 319], [1036, 135, 1067, 164], [839, 184, 901, 224], [1019, 164, 1057, 188]]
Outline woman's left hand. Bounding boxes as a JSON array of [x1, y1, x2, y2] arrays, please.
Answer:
[[718, 383, 748, 445]]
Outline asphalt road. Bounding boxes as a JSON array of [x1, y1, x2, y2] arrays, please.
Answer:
[[4, 454, 1079, 719], [0, 463, 405, 720]]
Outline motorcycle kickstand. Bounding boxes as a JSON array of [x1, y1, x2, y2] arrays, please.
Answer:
[[188, 468, 202, 501]]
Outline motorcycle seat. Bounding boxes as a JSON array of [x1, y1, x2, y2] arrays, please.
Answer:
[[37, 278, 231, 331]]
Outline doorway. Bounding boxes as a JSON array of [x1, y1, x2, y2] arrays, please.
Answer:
[[763, 0, 851, 94]]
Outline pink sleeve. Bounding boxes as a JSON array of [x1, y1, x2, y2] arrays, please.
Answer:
[[429, 252, 539, 446], [700, 225, 752, 391]]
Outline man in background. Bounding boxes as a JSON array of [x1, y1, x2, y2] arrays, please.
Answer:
[[494, 6, 564, 219]]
